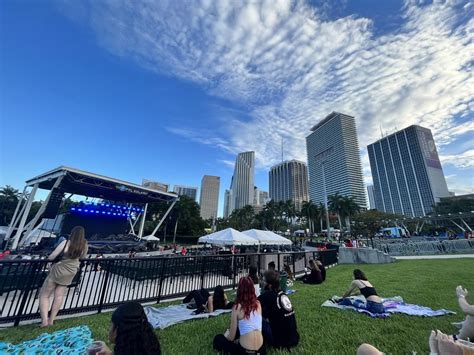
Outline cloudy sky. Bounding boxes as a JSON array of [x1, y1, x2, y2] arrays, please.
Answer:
[[1, 0, 473, 215]]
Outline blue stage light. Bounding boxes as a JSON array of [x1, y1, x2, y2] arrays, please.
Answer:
[[106, 204, 110, 207], [102, 212, 106, 214], [71, 208, 76, 211], [78, 209, 82, 212], [107, 212, 111, 215], [84, 210, 89, 212], [112, 205, 116, 208], [95, 210, 99, 214]]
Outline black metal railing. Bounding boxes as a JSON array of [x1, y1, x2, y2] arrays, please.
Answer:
[[0, 249, 337, 326]]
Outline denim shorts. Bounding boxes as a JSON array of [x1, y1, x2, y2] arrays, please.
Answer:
[[366, 300, 385, 314]]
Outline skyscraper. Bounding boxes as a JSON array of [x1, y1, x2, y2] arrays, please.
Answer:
[[253, 187, 270, 206], [199, 175, 220, 220], [224, 189, 232, 218], [173, 185, 198, 201], [269, 160, 309, 211], [367, 125, 449, 217], [367, 185, 375, 210], [306, 112, 367, 208], [142, 179, 169, 192], [229, 151, 255, 213]]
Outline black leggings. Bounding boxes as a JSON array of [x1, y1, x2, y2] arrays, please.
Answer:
[[213, 334, 266, 354], [183, 289, 210, 309]]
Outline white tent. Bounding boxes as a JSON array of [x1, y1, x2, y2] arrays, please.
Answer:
[[142, 235, 160, 242], [198, 228, 258, 246], [242, 229, 292, 245]]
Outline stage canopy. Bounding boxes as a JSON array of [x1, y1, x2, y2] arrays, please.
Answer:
[[198, 228, 257, 246], [242, 229, 292, 245], [25, 166, 177, 203]]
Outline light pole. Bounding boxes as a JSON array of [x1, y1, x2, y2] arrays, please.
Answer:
[[321, 161, 331, 240]]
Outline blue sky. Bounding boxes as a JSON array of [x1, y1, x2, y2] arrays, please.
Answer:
[[1, 0, 473, 216]]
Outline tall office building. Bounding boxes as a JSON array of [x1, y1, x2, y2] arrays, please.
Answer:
[[173, 185, 198, 201], [253, 187, 270, 206], [224, 189, 233, 218], [199, 175, 220, 220], [306, 112, 367, 208], [269, 160, 309, 211], [229, 151, 255, 213], [367, 185, 375, 210], [142, 179, 169, 192], [367, 125, 449, 217]]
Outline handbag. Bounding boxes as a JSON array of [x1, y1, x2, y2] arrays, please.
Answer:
[[51, 240, 68, 264]]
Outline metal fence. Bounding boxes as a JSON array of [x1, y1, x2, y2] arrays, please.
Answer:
[[370, 238, 474, 256], [0, 249, 338, 327]]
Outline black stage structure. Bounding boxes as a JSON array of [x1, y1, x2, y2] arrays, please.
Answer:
[[3, 166, 179, 252]]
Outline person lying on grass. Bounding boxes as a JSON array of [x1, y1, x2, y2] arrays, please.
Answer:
[[302, 259, 326, 284], [338, 269, 384, 314], [213, 277, 266, 354], [258, 270, 299, 350], [97, 302, 161, 355], [183, 285, 233, 315]]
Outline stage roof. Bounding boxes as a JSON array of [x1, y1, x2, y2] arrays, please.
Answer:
[[25, 166, 178, 203]]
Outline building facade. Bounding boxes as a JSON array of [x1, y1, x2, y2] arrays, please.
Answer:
[[229, 151, 255, 213], [253, 187, 270, 207], [367, 125, 450, 217], [367, 185, 375, 210], [306, 112, 367, 208], [142, 179, 169, 192], [173, 185, 198, 201], [223, 189, 232, 218], [269, 160, 309, 211], [199, 175, 220, 220]]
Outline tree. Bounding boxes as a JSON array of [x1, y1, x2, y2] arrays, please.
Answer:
[[328, 193, 344, 231], [340, 196, 361, 233], [351, 210, 403, 237], [0, 186, 21, 225]]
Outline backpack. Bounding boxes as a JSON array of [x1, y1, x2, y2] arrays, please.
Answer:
[[275, 291, 300, 349]]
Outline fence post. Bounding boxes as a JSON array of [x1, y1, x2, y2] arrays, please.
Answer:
[[232, 255, 238, 290], [277, 251, 281, 271], [14, 261, 40, 327], [157, 257, 168, 304], [292, 252, 296, 275], [200, 256, 207, 290], [97, 265, 111, 314]]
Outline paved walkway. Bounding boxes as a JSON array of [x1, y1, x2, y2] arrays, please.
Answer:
[[395, 254, 474, 260]]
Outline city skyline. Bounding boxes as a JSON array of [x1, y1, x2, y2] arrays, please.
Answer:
[[1, 1, 473, 218]]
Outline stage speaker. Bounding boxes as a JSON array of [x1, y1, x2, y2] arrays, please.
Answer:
[[42, 189, 65, 219]]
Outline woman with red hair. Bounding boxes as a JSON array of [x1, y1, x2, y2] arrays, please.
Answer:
[[213, 277, 265, 354]]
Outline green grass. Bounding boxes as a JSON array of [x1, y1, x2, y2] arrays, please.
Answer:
[[0, 259, 473, 354]]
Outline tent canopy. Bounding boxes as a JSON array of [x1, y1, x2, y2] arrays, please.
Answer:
[[198, 228, 258, 246], [242, 229, 292, 245], [142, 235, 160, 241]]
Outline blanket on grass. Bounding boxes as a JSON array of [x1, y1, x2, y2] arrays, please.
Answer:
[[145, 304, 232, 329], [321, 296, 455, 318], [0, 325, 93, 354]]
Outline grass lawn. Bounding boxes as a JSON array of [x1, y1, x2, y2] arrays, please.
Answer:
[[0, 259, 473, 354]]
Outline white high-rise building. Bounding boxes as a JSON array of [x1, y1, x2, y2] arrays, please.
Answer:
[[229, 151, 255, 214], [306, 112, 367, 208], [173, 185, 198, 201], [253, 187, 270, 206], [269, 160, 309, 211], [199, 175, 220, 220], [367, 125, 449, 217], [367, 185, 375, 210]]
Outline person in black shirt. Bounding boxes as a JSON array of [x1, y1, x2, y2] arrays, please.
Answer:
[[258, 270, 299, 350]]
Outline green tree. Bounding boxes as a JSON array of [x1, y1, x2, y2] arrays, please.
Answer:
[[328, 193, 344, 231], [0, 186, 21, 225], [340, 196, 361, 233], [351, 210, 403, 237]]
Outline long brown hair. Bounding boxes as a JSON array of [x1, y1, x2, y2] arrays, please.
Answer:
[[66, 226, 87, 259]]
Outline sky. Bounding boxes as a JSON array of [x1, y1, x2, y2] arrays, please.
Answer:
[[1, 0, 473, 217]]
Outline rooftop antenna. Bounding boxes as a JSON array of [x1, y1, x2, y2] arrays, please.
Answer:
[[379, 125, 384, 138]]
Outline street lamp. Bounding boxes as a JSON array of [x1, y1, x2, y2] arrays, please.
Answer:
[[320, 160, 331, 240]]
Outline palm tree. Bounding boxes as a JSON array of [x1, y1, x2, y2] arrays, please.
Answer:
[[340, 196, 361, 233], [301, 200, 315, 233], [328, 193, 344, 231], [284, 200, 296, 224]]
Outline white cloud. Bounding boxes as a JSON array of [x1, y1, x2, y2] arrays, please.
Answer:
[[64, 0, 474, 177], [440, 149, 474, 169]]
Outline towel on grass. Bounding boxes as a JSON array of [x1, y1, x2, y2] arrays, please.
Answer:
[[0, 325, 93, 354], [321, 295, 455, 318], [145, 304, 232, 329]]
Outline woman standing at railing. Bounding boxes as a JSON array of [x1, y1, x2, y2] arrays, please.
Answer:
[[39, 226, 88, 327]]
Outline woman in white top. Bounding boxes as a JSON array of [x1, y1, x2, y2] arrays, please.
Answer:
[[213, 277, 265, 354]]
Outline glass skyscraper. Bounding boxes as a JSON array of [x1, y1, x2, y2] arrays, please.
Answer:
[[269, 160, 309, 211], [306, 112, 367, 208], [229, 151, 255, 213], [367, 125, 449, 217]]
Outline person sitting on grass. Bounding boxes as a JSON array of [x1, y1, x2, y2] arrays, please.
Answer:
[[249, 265, 261, 297], [97, 302, 161, 355], [258, 270, 299, 350], [183, 285, 232, 315], [454, 285, 474, 341], [213, 277, 265, 354], [338, 269, 384, 314], [302, 259, 325, 284]]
